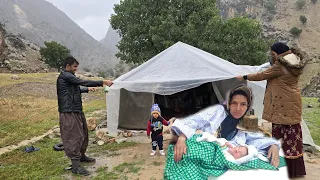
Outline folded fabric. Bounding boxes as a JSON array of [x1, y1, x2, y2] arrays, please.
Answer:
[[164, 134, 286, 180]]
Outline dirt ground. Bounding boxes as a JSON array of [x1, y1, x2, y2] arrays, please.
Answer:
[[92, 141, 170, 180], [62, 140, 170, 180]]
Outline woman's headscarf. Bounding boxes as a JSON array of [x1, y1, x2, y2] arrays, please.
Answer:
[[220, 85, 253, 140], [271, 42, 290, 55], [225, 85, 253, 112]]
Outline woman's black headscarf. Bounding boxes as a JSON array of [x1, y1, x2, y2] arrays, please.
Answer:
[[271, 42, 290, 55]]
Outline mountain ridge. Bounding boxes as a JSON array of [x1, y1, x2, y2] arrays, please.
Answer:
[[0, 0, 117, 72]]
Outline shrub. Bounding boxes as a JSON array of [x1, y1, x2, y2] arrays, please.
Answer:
[[290, 27, 303, 36], [300, 15, 307, 24]]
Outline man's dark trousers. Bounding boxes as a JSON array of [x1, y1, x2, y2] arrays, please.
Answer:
[[60, 112, 88, 165]]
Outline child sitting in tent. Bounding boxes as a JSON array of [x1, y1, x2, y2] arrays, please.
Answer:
[[196, 132, 258, 164], [147, 104, 171, 156]]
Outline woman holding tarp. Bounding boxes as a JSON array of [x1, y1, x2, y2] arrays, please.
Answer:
[[236, 42, 307, 178]]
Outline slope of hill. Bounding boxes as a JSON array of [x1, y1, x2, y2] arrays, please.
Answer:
[[0, 23, 49, 73], [217, 0, 320, 90], [0, 0, 117, 72], [271, 0, 320, 89]]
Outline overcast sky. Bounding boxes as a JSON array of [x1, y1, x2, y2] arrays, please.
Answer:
[[45, 0, 120, 41]]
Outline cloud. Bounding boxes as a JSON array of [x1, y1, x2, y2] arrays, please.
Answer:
[[75, 15, 110, 40], [45, 0, 120, 40]]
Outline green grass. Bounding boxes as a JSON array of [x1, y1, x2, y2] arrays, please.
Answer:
[[83, 99, 106, 113], [106, 152, 121, 157], [93, 166, 121, 180], [302, 97, 320, 145], [0, 137, 69, 180], [93, 161, 143, 180], [151, 161, 162, 166], [0, 96, 106, 148], [0, 136, 137, 180], [114, 162, 142, 173], [0, 73, 57, 88], [0, 96, 59, 147]]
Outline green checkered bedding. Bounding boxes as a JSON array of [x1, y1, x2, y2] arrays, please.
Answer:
[[164, 134, 286, 180]]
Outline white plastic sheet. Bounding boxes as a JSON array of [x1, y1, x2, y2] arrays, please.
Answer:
[[107, 42, 318, 148], [111, 42, 247, 95]]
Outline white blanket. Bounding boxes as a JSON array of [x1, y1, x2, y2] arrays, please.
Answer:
[[208, 166, 289, 180], [208, 148, 289, 180]]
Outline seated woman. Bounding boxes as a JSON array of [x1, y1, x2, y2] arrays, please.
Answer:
[[171, 85, 279, 167]]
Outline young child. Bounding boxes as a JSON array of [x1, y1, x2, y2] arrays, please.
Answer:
[[147, 104, 170, 156], [197, 132, 258, 164]]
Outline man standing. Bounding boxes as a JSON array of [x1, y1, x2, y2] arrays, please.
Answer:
[[56, 56, 113, 176]]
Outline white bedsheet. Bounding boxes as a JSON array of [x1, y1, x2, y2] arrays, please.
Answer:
[[208, 166, 288, 180], [209, 150, 289, 180]]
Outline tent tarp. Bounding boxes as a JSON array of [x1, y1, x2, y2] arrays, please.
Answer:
[[111, 42, 247, 95], [106, 41, 318, 149], [118, 89, 153, 129]]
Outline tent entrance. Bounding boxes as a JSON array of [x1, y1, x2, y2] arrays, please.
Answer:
[[154, 82, 219, 120]]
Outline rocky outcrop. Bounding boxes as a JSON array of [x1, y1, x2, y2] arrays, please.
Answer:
[[261, 22, 293, 42], [217, 0, 262, 19], [302, 73, 320, 98], [217, 0, 293, 43], [0, 24, 48, 73], [0, 25, 5, 55]]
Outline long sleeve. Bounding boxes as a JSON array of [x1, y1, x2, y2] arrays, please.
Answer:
[[64, 73, 103, 87], [230, 131, 281, 155], [171, 105, 227, 139], [247, 61, 285, 81], [162, 119, 170, 126], [80, 86, 88, 93], [146, 120, 151, 136]]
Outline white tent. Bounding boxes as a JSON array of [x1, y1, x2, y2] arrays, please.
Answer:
[[106, 42, 318, 149]]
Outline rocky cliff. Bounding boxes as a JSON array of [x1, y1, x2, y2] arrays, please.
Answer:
[[0, 23, 48, 73], [217, 0, 320, 92]]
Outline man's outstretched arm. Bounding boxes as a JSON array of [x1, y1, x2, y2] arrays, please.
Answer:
[[65, 73, 113, 87]]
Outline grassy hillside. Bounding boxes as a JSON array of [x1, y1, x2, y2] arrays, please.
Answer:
[[0, 73, 106, 148], [302, 97, 320, 145]]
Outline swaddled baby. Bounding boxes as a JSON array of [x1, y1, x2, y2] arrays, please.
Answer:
[[196, 132, 258, 165]]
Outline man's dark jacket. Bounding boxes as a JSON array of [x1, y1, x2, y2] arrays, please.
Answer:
[[57, 70, 103, 113]]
